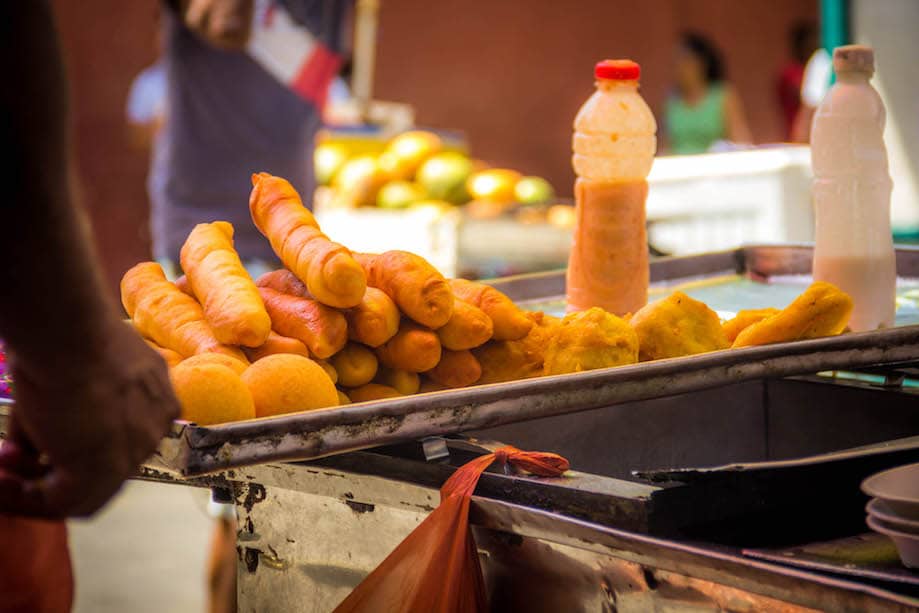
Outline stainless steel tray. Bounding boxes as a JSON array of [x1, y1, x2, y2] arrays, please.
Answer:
[[140, 244, 919, 477], [5, 245, 919, 477]]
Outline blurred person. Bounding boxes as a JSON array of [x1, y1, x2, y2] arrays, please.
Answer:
[[126, 60, 166, 149], [0, 3, 181, 610], [154, 3, 352, 611], [152, 0, 352, 281], [790, 45, 833, 143], [126, 5, 167, 150], [777, 21, 819, 141], [664, 32, 753, 154]]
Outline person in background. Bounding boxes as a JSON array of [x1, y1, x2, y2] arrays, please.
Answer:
[[664, 32, 753, 154], [0, 4, 181, 610], [127, 6, 167, 150], [777, 21, 819, 141], [152, 0, 352, 281], [790, 43, 833, 144], [154, 3, 352, 611]]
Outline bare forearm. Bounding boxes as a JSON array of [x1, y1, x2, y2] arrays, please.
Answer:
[[0, 3, 120, 377]]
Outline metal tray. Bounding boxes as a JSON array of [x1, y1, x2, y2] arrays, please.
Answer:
[[136, 244, 919, 477], [4, 245, 918, 477]]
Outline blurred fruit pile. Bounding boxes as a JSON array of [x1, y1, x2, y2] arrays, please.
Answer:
[[315, 130, 557, 216]]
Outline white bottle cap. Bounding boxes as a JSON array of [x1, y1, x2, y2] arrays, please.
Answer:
[[833, 45, 874, 74]]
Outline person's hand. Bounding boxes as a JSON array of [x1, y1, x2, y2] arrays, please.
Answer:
[[0, 319, 180, 518], [181, 0, 254, 51]]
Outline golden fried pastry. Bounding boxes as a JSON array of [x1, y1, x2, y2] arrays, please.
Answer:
[[722, 308, 780, 343], [331, 343, 379, 388], [374, 366, 421, 395], [425, 349, 482, 388], [629, 292, 729, 361], [543, 307, 638, 375], [732, 282, 853, 348], [474, 312, 560, 384]]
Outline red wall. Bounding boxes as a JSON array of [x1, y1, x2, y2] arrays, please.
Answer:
[[374, 0, 818, 190], [52, 0, 815, 295], [53, 0, 159, 296]]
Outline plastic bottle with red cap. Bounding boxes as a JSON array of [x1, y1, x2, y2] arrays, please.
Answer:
[[567, 59, 657, 315]]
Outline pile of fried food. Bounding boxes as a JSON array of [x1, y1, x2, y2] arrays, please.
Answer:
[[122, 172, 854, 426]]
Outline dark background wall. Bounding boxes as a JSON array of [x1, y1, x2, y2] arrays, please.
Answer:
[[52, 0, 816, 296]]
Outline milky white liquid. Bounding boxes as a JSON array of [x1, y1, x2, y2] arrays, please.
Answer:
[[811, 69, 896, 331]]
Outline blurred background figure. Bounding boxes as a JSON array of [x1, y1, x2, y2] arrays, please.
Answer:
[[791, 43, 833, 143], [664, 32, 752, 154], [151, 0, 352, 280], [126, 6, 166, 151], [776, 21, 818, 141]]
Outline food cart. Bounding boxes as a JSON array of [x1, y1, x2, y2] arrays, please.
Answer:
[[13, 244, 910, 611]]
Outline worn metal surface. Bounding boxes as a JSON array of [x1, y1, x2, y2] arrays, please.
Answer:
[[162, 323, 919, 477], [160, 245, 919, 477], [229, 460, 919, 612], [744, 533, 919, 588]]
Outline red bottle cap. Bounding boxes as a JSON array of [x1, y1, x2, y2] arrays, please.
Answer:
[[595, 59, 640, 81]]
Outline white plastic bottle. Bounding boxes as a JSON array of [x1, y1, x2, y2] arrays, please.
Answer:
[[567, 59, 657, 315], [811, 45, 896, 331]]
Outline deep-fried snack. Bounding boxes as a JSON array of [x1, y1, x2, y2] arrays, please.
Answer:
[[425, 349, 482, 388], [121, 262, 246, 361], [331, 343, 379, 388], [722, 308, 780, 343], [258, 287, 348, 359], [180, 221, 271, 347], [374, 366, 421, 395], [436, 299, 493, 350], [346, 287, 400, 347], [356, 251, 453, 328], [544, 308, 638, 375], [449, 279, 532, 340], [348, 383, 402, 402], [629, 292, 729, 361], [144, 339, 183, 367], [249, 172, 366, 308], [375, 321, 442, 373], [733, 282, 853, 348], [474, 312, 559, 384], [256, 269, 310, 298], [244, 331, 311, 362]]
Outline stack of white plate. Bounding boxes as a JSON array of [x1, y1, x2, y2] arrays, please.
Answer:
[[862, 462, 919, 569]]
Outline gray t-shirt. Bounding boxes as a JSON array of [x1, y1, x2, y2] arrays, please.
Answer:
[[150, 1, 348, 262]]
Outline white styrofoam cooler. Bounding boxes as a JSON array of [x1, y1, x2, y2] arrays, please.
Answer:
[[646, 146, 813, 255]]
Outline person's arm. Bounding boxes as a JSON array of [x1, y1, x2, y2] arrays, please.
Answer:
[[0, 2, 179, 518], [174, 0, 254, 51], [723, 85, 753, 145]]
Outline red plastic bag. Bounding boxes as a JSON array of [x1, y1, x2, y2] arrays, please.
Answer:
[[334, 446, 569, 613]]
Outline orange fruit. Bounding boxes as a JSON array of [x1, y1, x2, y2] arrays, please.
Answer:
[[171, 362, 255, 425], [179, 352, 248, 374], [241, 354, 338, 418], [380, 131, 443, 180], [466, 169, 523, 204]]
